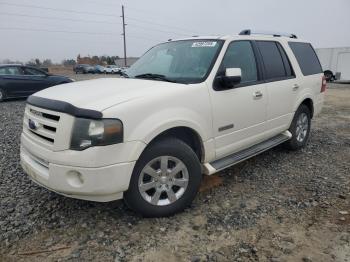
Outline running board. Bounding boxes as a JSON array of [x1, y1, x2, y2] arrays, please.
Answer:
[[204, 131, 291, 175]]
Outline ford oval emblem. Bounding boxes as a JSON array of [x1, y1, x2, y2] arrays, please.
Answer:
[[28, 119, 39, 130]]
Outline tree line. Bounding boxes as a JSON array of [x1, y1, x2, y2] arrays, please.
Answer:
[[1, 55, 121, 67]]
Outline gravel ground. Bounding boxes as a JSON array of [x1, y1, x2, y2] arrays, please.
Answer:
[[0, 82, 349, 262]]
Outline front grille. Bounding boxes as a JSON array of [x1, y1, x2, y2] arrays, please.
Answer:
[[42, 112, 60, 121], [43, 125, 56, 132], [24, 106, 60, 147], [29, 130, 55, 143]]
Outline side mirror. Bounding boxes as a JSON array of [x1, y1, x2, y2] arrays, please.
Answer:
[[215, 68, 242, 89]]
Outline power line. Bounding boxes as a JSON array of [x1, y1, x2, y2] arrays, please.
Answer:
[[125, 6, 197, 29], [0, 12, 120, 25], [0, 12, 188, 37], [128, 34, 163, 42], [128, 23, 190, 37], [0, 12, 191, 38], [0, 2, 117, 17], [0, 25, 163, 43], [0, 3, 203, 36], [0, 13, 191, 41], [126, 16, 205, 35], [76, 0, 121, 7], [0, 27, 118, 36], [0, 13, 187, 40]]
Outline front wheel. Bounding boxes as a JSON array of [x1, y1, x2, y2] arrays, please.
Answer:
[[0, 89, 5, 102], [284, 104, 311, 150], [124, 138, 202, 217]]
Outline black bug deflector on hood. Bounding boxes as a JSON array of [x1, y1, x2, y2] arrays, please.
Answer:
[[27, 96, 103, 119]]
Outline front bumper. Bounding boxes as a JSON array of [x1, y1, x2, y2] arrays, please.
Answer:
[[20, 133, 145, 202]]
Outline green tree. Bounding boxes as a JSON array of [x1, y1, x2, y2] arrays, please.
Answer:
[[62, 59, 76, 66]]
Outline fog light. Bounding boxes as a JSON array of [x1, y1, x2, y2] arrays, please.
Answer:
[[66, 170, 84, 188]]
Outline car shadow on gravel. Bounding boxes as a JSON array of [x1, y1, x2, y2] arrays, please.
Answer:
[[2, 97, 27, 103]]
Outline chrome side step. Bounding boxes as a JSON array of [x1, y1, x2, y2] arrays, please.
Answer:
[[204, 131, 291, 175]]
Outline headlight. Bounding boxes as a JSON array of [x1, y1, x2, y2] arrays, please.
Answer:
[[70, 118, 123, 150]]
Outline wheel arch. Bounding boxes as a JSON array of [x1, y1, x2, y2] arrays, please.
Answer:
[[144, 126, 205, 163], [300, 98, 314, 118], [294, 96, 314, 119]]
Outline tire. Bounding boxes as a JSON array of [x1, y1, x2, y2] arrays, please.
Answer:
[[0, 89, 5, 102], [124, 138, 202, 217], [284, 104, 311, 150]]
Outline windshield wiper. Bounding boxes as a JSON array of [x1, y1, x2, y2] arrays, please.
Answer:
[[134, 73, 177, 83]]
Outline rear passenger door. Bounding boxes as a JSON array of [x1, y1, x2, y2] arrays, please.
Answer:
[[256, 41, 298, 135], [0, 66, 28, 97]]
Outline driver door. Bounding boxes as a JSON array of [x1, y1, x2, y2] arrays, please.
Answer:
[[209, 40, 268, 159], [22, 67, 49, 94]]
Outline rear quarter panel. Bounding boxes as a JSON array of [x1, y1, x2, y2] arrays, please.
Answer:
[[282, 39, 324, 120]]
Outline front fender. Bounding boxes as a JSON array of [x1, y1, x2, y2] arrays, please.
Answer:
[[128, 107, 209, 144]]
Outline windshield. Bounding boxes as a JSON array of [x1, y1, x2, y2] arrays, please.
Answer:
[[127, 39, 224, 84]]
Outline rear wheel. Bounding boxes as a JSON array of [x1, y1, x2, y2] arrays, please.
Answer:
[[124, 138, 202, 217], [284, 104, 311, 150]]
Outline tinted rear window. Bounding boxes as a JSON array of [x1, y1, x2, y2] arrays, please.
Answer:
[[288, 42, 322, 76], [257, 41, 287, 80]]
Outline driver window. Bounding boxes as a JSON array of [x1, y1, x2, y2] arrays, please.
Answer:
[[220, 41, 258, 84]]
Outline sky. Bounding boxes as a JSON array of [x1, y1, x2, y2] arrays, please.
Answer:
[[0, 0, 349, 63]]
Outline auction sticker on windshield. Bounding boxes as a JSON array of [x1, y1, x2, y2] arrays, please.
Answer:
[[192, 41, 217, 47]]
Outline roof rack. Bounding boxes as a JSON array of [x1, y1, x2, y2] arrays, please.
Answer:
[[239, 29, 297, 39]]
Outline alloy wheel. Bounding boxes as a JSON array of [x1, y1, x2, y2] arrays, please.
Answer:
[[138, 156, 189, 206], [296, 112, 309, 142]]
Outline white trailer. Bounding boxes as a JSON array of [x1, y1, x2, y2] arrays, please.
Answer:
[[316, 47, 350, 82]]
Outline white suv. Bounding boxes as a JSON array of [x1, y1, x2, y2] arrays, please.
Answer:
[[20, 30, 326, 217], [104, 65, 121, 74]]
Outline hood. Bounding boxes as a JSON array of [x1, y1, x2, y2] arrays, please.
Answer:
[[32, 78, 184, 111]]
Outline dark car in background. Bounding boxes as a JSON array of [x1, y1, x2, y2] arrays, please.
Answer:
[[73, 64, 95, 74], [0, 64, 73, 101], [93, 65, 106, 74]]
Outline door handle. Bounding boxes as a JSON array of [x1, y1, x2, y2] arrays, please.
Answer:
[[292, 84, 300, 90], [253, 91, 263, 98]]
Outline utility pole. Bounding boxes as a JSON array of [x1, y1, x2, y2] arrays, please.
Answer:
[[121, 5, 127, 67]]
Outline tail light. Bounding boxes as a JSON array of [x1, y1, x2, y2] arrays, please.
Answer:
[[321, 76, 327, 93]]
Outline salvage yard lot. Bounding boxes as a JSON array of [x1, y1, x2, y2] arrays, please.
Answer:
[[0, 82, 349, 261]]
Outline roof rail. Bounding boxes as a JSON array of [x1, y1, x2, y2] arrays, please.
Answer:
[[239, 29, 297, 39]]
